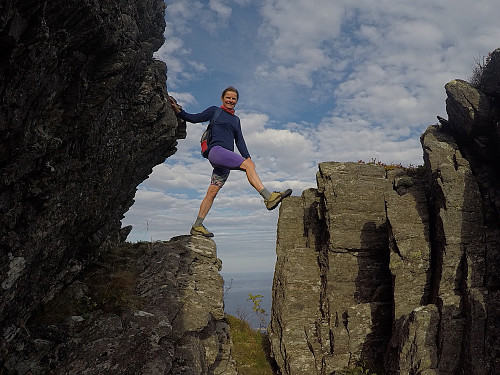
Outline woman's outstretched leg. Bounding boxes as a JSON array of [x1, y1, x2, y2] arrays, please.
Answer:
[[239, 158, 264, 192], [239, 158, 292, 210]]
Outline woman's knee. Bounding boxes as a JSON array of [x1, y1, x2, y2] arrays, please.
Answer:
[[240, 158, 255, 171]]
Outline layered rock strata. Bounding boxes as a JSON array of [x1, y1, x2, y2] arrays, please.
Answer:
[[269, 48, 500, 375]]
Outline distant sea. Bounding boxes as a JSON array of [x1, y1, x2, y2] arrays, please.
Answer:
[[221, 271, 274, 330]]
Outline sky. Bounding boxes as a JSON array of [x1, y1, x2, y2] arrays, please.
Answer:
[[122, 0, 499, 274]]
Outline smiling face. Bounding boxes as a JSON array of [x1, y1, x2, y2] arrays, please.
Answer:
[[221, 90, 238, 110]]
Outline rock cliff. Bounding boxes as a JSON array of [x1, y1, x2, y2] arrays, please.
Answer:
[[4, 237, 237, 374], [0, 0, 235, 373], [268, 48, 500, 375]]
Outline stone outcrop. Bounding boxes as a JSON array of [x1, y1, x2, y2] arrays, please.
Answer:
[[269, 48, 500, 374], [1, 0, 186, 361], [4, 236, 237, 374]]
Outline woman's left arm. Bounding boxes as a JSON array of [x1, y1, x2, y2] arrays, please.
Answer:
[[234, 118, 251, 159]]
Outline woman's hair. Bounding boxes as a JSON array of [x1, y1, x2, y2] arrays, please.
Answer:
[[221, 86, 239, 101]]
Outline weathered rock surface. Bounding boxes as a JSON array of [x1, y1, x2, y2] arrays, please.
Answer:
[[270, 163, 395, 374], [1, 0, 186, 361], [4, 236, 238, 374], [269, 48, 500, 374]]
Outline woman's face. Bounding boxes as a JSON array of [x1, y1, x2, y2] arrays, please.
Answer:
[[221, 91, 238, 109]]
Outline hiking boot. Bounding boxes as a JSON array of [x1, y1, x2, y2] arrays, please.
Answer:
[[190, 224, 214, 237], [265, 189, 292, 210]]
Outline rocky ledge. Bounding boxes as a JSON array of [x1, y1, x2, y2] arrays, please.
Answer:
[[4, 236, 237, 374]]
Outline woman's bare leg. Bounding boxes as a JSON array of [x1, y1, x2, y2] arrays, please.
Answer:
[[239, 158, 264, 192], [198, 184, 221, 218]]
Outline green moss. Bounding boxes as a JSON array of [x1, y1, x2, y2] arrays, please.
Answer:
[[409, 249, 422, 260], [338, 364, 381, 375]]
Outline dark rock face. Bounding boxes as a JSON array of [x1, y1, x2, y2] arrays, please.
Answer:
[[269, 49, 500, 374], [479, 48, 500, 98], [1, 0, 185, 361], [4, 237, 237, 374]]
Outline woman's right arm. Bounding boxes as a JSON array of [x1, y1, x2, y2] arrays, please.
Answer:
[[168, 98, 215, 124]]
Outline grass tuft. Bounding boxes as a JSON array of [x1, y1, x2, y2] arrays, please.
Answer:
[[226, 314, 277, 375]]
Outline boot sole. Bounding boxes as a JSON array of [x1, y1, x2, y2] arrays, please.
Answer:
[[190, 228, 214, 237]]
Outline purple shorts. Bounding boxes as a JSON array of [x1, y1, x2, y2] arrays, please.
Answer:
[[208, 146, 246, 188]]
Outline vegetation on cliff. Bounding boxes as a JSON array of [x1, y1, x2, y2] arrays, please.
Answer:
[[226, 314, 277, 375]]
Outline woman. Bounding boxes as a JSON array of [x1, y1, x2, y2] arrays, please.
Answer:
[[169, 86, 292, 237]]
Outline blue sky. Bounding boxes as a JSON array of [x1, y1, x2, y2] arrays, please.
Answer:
[[122, 0, 499, 273]]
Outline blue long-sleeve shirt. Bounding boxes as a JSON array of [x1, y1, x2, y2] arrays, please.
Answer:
[[178, 106, 251, 159]]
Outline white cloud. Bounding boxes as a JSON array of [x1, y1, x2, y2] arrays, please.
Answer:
[[256, 0, 344, 87], [167, 91, 197, 107], [259, 0, 343, 56], [209, 0, 232, 18]]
